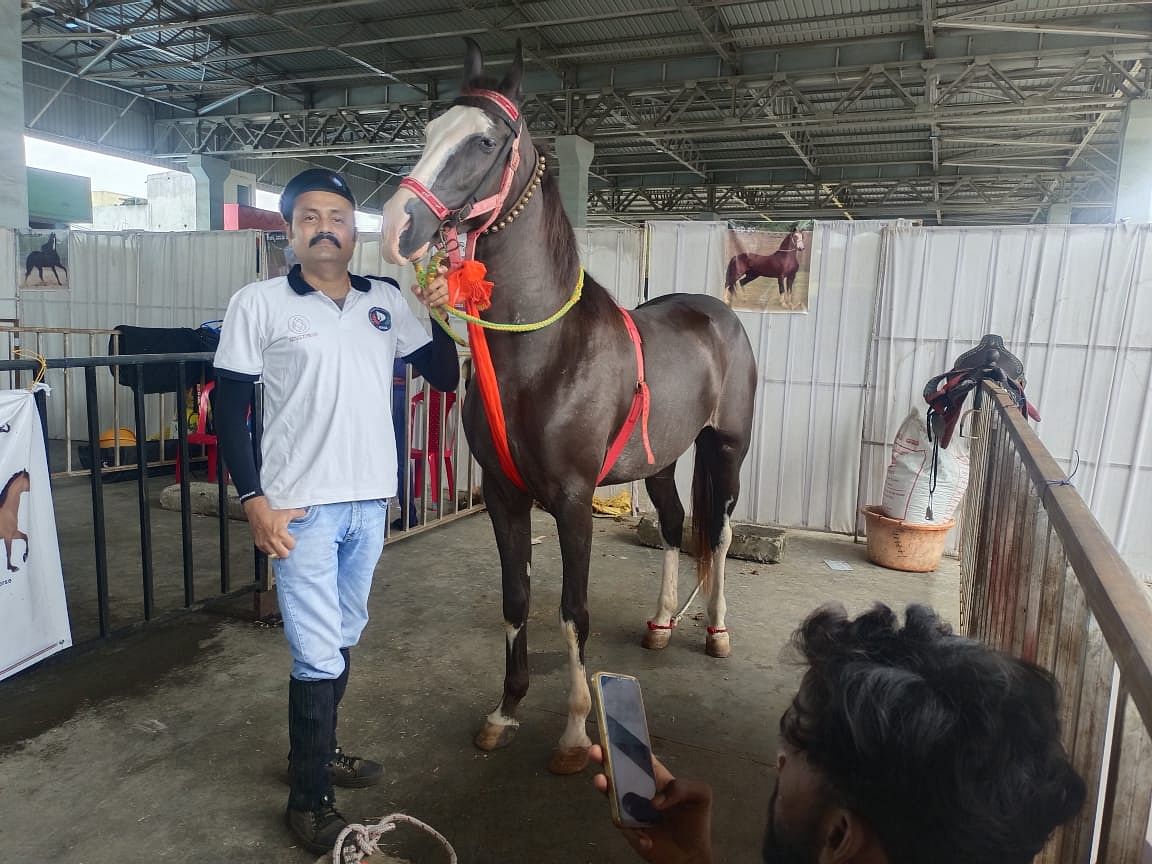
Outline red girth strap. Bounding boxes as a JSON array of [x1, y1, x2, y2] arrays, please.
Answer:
[[597, 307, 655, 484]]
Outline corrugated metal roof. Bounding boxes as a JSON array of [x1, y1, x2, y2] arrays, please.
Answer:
[[20, 0, 1150, 223]]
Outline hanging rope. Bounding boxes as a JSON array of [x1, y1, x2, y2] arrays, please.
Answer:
[[13, 349, 47, 389]]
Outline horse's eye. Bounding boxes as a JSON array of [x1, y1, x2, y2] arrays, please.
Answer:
[[478, 137, 496, 151]]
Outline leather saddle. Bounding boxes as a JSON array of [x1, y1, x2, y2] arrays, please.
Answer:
[[923, 334, 1041, 449]]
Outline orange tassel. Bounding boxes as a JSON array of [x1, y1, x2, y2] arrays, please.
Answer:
[[447, 260, 494, 312]]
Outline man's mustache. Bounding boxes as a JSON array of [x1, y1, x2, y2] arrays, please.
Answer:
[[310, 232, 342, 248]]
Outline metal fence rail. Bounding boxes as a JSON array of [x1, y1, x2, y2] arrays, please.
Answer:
[[1, 351, 483, 652], [960, 383, 1152, 864]]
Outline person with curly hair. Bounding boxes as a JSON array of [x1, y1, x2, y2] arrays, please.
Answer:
[[591, 603, 1085, 864]]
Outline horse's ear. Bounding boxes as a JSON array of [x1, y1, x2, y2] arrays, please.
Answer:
[[497, 39, 524, 103], [463, 37, 484, 88]]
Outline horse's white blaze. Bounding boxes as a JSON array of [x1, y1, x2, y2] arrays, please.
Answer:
[[651, 546, 680, 625], [379, 105, 496, 264], [413, 106, 495, 187], [706, 510, 733, 631], [558, 616, 592, 750]]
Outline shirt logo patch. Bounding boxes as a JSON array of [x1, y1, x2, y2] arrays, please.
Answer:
[[369, 307, 392, 332], [288, 315, 310, 335]]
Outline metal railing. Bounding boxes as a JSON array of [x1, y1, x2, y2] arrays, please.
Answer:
[[960, 383, 1152, 864], [0, 324, 193, 477], [1, 350, 483, 650]]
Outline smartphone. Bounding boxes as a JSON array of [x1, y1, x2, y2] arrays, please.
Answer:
[[592, 671, 662, 828]]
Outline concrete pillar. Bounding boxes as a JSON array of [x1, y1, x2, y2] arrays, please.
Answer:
[[188, 155, 231, 230], [1047, 203, 1073, 224], [1115, 99, 1152, 223], [555, 135, 594, 229], [0, 2, 28, 229], [225, 168, 258, 208], [695, 212, 721, 222]]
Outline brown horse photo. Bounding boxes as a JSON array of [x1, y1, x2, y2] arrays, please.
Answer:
[[0, 470, 31, 573], [724, 224, 811, 312]]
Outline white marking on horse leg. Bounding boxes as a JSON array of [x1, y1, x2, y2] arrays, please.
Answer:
[[558, 616, 592, 750], [706, 513, 733, 632], [484, 622, 523, 729], [650, 546, 680, 626]]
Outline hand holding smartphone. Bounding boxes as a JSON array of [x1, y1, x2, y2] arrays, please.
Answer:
[[592, 671, 662, 829]]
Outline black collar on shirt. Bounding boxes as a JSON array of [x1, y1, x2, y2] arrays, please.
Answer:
[[287, 263, 371, 296]]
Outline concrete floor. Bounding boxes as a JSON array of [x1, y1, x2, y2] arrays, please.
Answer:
[[0, 509, 959, 864]]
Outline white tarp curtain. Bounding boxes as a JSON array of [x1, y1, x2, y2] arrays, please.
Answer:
[[862, 224, 1152, 579], [575, 226, 645, 307], [0, 389, 70, 680], [641, 219, 889, 531], [645, 221, 727, 300], [17, 230, 262, 443], [0, 228, 17, 321]]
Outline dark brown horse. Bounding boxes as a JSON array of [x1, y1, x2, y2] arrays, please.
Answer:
[[725, 226, 805, 308], [380, 40, 757, 775]]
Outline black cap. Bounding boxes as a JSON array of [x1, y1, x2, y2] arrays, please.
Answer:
[[279, 168, 357, 221]]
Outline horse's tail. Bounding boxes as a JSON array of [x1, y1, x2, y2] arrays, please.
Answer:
[[691, 427, 721, 594], [724, 254, 747, 294]]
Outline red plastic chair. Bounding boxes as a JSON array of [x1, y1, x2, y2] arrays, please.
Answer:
[[409, 390, 457, 505], [175, 381, 222, 484]]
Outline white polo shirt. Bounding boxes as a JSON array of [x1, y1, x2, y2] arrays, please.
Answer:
[[214, 266, 431, 510]]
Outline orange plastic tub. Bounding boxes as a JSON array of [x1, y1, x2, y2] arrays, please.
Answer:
[[862, 505, 954, 573]]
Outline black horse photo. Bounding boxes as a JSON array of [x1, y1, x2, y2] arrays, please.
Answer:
[[23, 233, 69, 287]]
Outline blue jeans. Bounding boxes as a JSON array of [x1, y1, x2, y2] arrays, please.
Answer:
[[273, 500, 389, 681]]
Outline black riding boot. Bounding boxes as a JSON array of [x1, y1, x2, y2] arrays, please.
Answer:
[[327, 648, 385, 788], [286, 677, 347, 854]]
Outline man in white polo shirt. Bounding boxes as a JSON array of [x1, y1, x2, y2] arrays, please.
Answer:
[[213, 168, 458, 854]]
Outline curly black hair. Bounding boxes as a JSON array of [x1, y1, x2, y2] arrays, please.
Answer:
[[779, 603, 1085, 864]]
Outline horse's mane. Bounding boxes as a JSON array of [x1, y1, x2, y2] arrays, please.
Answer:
[[0, 470, 28, 506], [537, 167, 581, 286]]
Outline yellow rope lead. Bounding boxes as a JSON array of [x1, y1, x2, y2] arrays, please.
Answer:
[[425, 268, 585, 347]]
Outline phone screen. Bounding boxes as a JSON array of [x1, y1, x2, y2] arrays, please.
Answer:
[[596, 672, 661, 828]]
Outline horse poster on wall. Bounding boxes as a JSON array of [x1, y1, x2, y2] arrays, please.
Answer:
[[0, 389, 71, 681], [19, 231, 70, 289], [723, 222, 813, 313]]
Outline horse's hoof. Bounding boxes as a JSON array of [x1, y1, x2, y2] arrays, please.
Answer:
[[474, 722, 518, 752], [706, 631, 731, 658], [548, 746, 590, 775], [642, 626, 672, 650]]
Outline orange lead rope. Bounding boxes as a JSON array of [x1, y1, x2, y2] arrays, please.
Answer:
[[448, 262, 528, 490]]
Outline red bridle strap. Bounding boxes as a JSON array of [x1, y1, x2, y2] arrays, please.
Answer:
[[460, 88, 520, 123], [398, 177, 451, 221]]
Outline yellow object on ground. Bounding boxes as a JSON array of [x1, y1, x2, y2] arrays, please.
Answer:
[[99, 427, 136, 448], [592, 490, 632, 517]]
